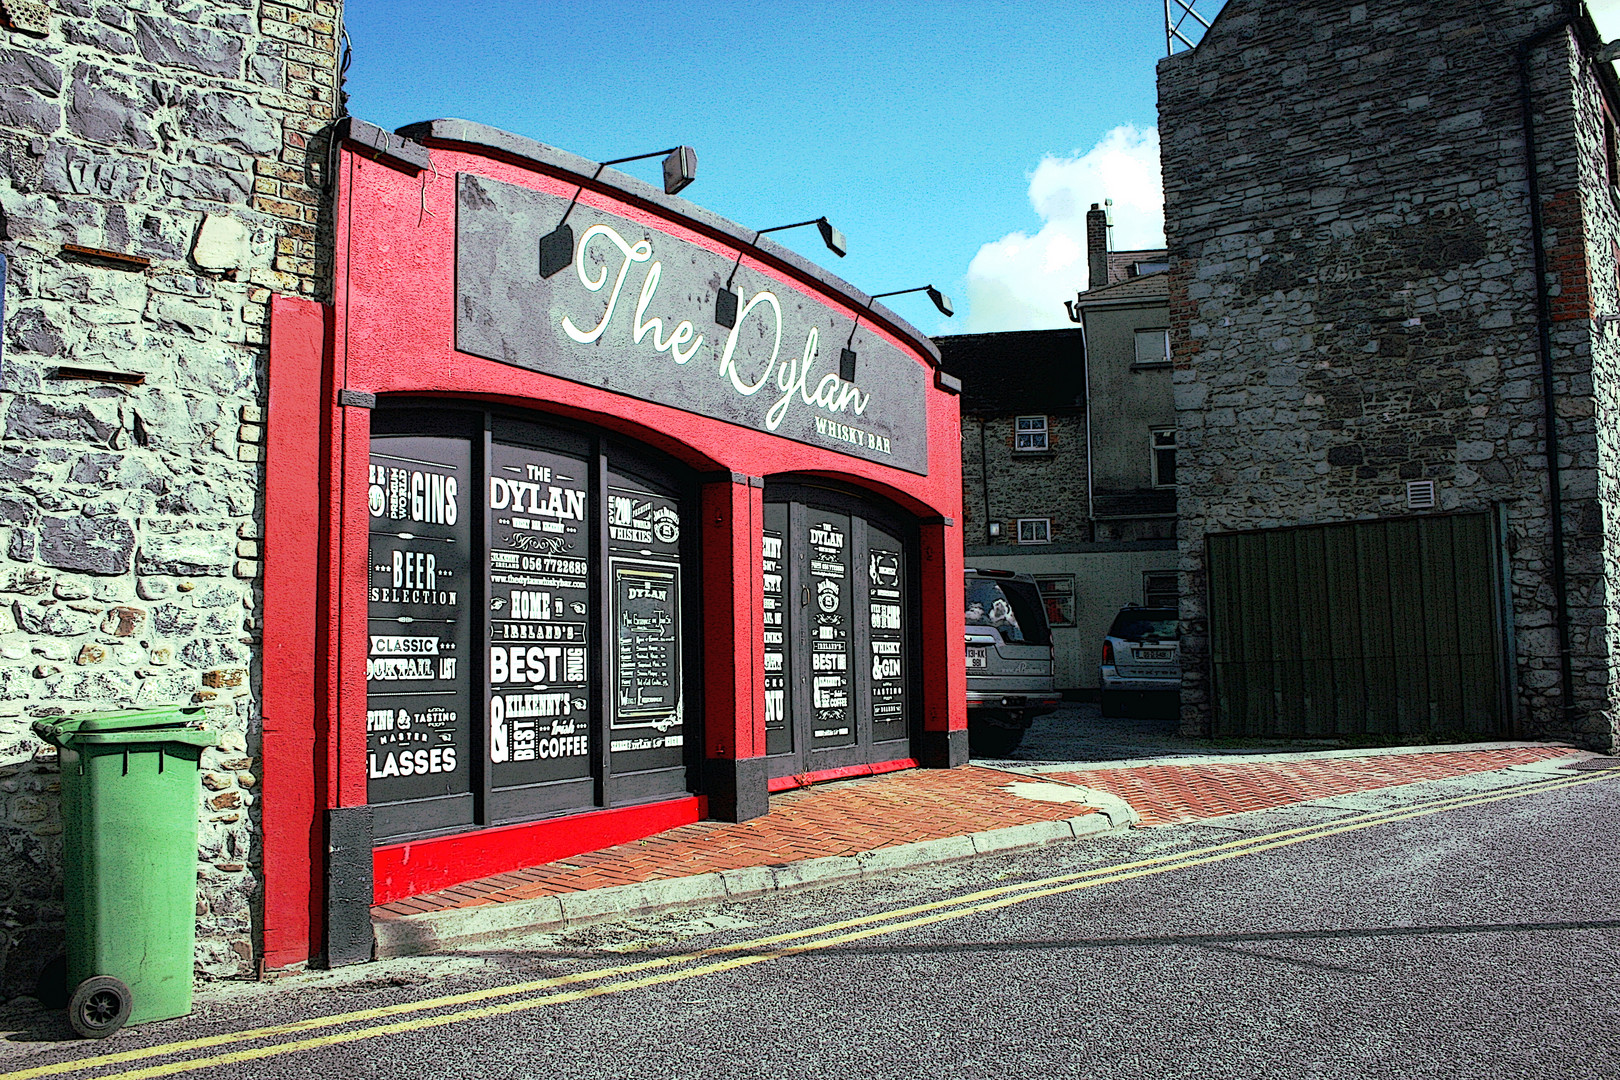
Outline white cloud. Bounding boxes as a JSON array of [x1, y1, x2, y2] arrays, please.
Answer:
[[962, 124, 1165, 332]]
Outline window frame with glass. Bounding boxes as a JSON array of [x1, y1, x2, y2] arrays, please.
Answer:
[[1013, 415, 1050, 453]]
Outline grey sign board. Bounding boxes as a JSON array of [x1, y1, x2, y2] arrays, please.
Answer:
[[456, 173, 930, 475]]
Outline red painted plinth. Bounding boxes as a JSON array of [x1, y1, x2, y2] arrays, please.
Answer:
[[767, 758, 918, 793], [372, 796, 705, 905]]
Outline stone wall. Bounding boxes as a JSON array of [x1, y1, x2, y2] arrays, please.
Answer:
[[1159, 0, 1618, 750], [960, 413, 1089, 547], [0, 0, 341, 997]]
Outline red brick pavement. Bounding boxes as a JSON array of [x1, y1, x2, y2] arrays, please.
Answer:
[[1045, 746, 1576, 827], [374, 765, 1090, 919], [373, 746, 1578, 920]]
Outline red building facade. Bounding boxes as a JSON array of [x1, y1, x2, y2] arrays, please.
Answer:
[[259, 120, 966, 967]]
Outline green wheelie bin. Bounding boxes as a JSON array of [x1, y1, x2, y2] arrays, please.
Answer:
[[33, 707, 218, 1039]]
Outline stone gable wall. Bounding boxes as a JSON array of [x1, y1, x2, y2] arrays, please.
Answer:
[[1159, 0, 1616, 749], [961, 413, 1089, 547], [0, 0, 341, 996]]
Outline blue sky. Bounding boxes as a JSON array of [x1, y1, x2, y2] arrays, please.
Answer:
[[339, 1, 1187, 336]]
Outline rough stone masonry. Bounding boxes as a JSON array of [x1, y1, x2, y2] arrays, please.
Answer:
[[0, 0, 342, 996], [1159, 0, 1620, 751]]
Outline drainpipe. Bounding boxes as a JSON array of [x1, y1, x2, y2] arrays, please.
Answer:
[[1079, 308, 1097, 539], [979, 418, 992, 542], [1516, 8, 1579, 726]]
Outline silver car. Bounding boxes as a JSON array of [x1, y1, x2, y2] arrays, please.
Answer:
[[964, 568, 1061, 755], [1099, 605, 1180, 717]]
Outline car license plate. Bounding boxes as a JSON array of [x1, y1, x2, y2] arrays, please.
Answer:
[[1137, 649, 1173, 660], [967, 647, 988, 669]]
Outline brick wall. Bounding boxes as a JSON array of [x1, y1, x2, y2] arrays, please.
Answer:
[[1159, 0, 1617, 750], [0, 0, 342, 996]]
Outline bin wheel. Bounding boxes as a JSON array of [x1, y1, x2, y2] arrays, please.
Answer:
[[68, 976, 131, 1039]]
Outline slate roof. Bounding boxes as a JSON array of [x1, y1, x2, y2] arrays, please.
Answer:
[[932, 328, 1086, 414], [1104, 248, 1170, 287], [1072, 269, 1170, 307]]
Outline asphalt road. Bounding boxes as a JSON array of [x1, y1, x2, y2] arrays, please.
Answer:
[[3, 759, 1616, 1080]]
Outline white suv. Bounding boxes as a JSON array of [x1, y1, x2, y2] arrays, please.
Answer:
[[964, 569, 1061, 755], [1099, 605, 1180, 717]]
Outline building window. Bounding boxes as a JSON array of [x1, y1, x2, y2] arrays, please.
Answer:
[[1134, 328, 1170, 367], [1152, 428, 1177, 487], [1035, 575, 1076, 626], [366, 406, 694, 842], [1014, 415, 1049, 452], [1143, 571, 1178, 609], [1016, 518, 1051, 544], [1132, 260, 1170, 276]]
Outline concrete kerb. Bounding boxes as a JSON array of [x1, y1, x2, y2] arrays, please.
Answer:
[[998, 739, 1584, 775], [371, 810, 1130, 960]]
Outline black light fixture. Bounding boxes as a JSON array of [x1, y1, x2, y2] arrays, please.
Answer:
[[600, 145, 699, 196], [871, 285, 955, 318], [714, 216, 847, 327], [539, 145, 697, 278], [840, 285, 955, 381]]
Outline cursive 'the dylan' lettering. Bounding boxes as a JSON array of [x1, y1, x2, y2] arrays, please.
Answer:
[[559, 223, 870, 433]]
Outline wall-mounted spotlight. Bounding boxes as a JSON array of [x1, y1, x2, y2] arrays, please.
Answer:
[[871, 285, 955, 318], [715, 216, 847, 327], [539, 145, 697, 278], [837, 284, 955, 381], [601, 145, 699, 196]]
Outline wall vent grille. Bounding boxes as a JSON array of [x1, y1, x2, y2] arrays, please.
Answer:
[[1406, 480, 1436, 509]]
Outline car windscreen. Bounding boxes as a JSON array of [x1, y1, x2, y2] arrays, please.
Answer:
[[1107, 609, 1179, 642], [965, 577, 1051, 646]]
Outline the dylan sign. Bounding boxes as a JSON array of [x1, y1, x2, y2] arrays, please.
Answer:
[[455, 173, 929, 475]]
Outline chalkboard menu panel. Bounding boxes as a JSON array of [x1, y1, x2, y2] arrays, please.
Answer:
[[806, 512, 855, 749], [605, 476, 685, 770], [867, 528, 907, 743], [367, 436, 475, 830], [608, 558, 681, 742], [485, 441, 594, 797], [762, 505, 791, 757]]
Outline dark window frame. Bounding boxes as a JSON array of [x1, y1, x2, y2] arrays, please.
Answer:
[[368, 400, 703, 844]]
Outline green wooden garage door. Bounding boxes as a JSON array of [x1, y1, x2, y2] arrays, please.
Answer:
[[1206, 512, 1509, 740]]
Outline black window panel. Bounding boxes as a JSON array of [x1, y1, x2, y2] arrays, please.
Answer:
[[484, 439, 595, 821], [803, 509, 856, 751], [764, 481, 919, 779], [762, 503, 792, 758], [367, 434, 477, 842], [370, 401, 698, 840], [865, 522, 908, 745], [604, 456, 689, 802]]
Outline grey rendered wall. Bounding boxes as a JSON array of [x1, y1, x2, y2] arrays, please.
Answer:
[[1084, 300, 1174, 494], [1159, 0, 1614, 748], [0, 0, 342, 995]]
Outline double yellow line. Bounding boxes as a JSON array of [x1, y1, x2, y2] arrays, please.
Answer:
[[8, 766, 1611, 1080]]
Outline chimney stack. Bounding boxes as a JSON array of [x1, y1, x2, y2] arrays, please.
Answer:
[[1086, 201, 1111, 290]]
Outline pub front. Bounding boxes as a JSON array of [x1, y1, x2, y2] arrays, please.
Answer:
[[259, 119, 967, 967]]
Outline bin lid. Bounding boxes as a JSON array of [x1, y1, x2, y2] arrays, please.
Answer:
[[46, 705, 205, 733], [32, 706, 217, 750]]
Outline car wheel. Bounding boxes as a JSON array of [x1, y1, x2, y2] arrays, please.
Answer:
[[968, 722, 1025, 757]]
